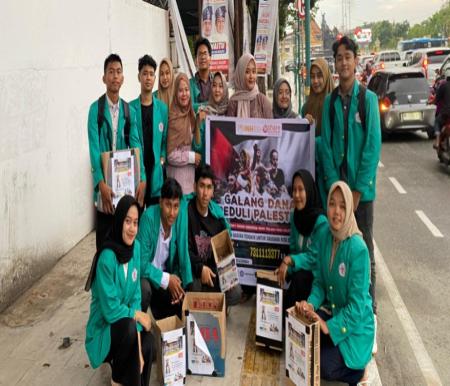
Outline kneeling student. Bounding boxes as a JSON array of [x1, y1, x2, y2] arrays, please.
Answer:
[[185, 164, 242, 305], [137, 178, 193, 319]]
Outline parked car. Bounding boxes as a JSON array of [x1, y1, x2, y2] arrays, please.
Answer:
[[372, 50, 407, 72], [438, 53, 450, 77], [409, 47, 450, 85], [367, 68, 436, 139]]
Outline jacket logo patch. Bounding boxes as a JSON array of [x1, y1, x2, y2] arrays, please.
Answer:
[[159, 122, 164, 132], [355, 112, 362, 123], [339, 262, 346, 277], [132, 268, 138, 282]]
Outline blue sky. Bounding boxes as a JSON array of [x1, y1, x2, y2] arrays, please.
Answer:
[[317, 0, 447, 30]]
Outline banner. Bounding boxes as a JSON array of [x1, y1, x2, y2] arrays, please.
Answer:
[[201, 0, 233, 76], [206, 117, 314, 286], [254, 0, 279, 74]]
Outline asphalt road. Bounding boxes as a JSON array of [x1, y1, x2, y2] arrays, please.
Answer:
[[373, 131, 450, 385]]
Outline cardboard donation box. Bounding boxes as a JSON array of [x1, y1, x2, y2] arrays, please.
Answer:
[[155, 315, 186, 386], [182, 292, 226, 377], [97, 148, 140, 212], [285, 306, 320, 386], [255, 270, 283, 351], [211, 230, 239, 292]]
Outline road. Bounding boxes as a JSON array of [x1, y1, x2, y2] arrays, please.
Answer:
[[374, 131, 450, 385]]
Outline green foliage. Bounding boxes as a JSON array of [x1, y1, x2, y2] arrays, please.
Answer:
[[362, 20, 410, 50], [408, 3, 450, 39]]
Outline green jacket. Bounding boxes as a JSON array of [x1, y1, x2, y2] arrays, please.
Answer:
[[85, 242, 143, 369], [137, 204, 193, 288], [320, 81, 381, 202], [193, 119, 206, 164], [189, 74, 210, 113], [288, 213, 328, 273], [129, 96, 168, 199], [308, 228, 374, 370], [87, 97, 145, 202]]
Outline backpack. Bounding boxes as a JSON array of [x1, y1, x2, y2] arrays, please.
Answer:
[[328, 84, 366, 146], [97, 94, 131, 148]]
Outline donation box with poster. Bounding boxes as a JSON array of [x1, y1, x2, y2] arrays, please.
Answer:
[[182, 292, 226, 377], [155, 315, 186, 386], [285, 306, 320, 386], [255, 270, 283, 351], [206, 116, 314, 286], [211, 229, 240, 292]]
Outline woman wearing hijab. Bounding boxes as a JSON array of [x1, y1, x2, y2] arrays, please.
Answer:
[[195, 71, 230, 163], [296, 181, 373, 386], [227, 53, 273, 118], [154, 57, 175, 107], [302, 58, 335, 207], [166, 73, 202, 195], [85, 195, 154, 386], [275, 169, 328, 309], [273, 78, 298, 119]]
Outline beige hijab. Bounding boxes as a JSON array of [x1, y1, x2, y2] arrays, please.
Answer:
[[206, 71, 229, 116], [167, 73, 198, 155], [157, 57, 174, 106], [303, 58, 334, 135], [327, 181, 362, 242], [229, 53, 259, 118]]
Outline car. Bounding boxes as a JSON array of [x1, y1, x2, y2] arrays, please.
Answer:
[[408, 47, 450, 85], [372, 50, 407, 72], [438, 53, 450, 77], [367, 68, 436, 139]]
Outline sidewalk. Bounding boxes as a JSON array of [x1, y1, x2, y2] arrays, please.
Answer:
[[0, 233, 381, 385]]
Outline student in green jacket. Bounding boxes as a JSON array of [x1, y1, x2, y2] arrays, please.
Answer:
[[190, 38, 214, 113], [297, 181, 374, 385], [85, 195, 153, 386], [182, 164, 242, 306], [137, 178, 193, 320], [130, 55, 168, 207], [320, 36, 381, 319], [87, 54, 146, 251], [275, 169, 328, 310]]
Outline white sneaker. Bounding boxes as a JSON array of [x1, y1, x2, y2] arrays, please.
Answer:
[[372, 315, 378, 355]]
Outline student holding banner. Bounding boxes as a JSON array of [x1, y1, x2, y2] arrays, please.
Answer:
[[130, 54, 168, 207], [272, 78, 298, 119], [166, 73, 202, 195], [275, 170, 328, 309], [297, 181, 373, 385], [87, 54, 146, 251], [154, 57, 175, 108], [227, 53, 273, 119]]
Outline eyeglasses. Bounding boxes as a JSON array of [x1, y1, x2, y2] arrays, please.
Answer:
[[197, 51, 210, 58]]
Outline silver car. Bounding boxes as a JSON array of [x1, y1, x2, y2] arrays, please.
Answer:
[[368, 68, 436, 139]]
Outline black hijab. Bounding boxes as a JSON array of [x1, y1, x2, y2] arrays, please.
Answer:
[[85, 195, 139, 291], [292, 170, 325, 237]]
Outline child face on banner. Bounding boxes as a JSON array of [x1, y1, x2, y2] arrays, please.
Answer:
[[122, 205, 139, 246], [292, 176, 307, 210], [311, 65, 325, 94], [277, 81, 291, 110], [159, 62, 172, 89], [177, 79, 190, 108], [328, 187, 346, 231], [212, 74, 224, 103], [245, 60, 257, 91]]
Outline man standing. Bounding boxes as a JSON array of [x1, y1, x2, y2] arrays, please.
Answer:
[[87, 54, 146, 250], [130, 55, 168, 207], [320, 36, 381, 317], [190, 38, 214, 113], [137, 178, 192, 319], [183, 165, 242, 307]]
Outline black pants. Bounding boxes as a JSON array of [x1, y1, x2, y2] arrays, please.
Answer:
[[96, 210, 114, 251], [105, 317, 154, 386], [284, 269, 313, 311], [318, 310, 365, 386], [355, 201, 376, 314], [141, 278, 181, 320]]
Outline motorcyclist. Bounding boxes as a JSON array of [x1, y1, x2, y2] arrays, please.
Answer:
[[435, 68, 450, 150]]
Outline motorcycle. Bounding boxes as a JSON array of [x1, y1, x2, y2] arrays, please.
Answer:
[[437, 116, 450, 167]]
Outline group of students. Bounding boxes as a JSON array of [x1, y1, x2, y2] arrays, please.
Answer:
[[85, 35, 381, 386]]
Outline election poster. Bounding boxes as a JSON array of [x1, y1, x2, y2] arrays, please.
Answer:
[[254, 0, 279, 74], [205, 116, 314, 286], [201, 0, 232, 76]]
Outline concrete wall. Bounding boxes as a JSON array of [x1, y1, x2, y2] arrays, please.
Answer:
[[0, 0, 169, 310]]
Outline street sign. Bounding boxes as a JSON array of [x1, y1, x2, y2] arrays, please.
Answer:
[[297, 0, 305, 19]]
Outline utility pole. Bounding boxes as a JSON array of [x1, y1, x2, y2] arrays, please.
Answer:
[[305, 0, 311, 97]]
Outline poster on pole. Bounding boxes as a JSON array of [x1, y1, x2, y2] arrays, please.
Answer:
[[205, 116, 314, 286], [254, 0, 279, 74], [201, 0, 233, 77]]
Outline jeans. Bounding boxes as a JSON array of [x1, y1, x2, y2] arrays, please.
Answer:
[[355, 201, 376, 314]]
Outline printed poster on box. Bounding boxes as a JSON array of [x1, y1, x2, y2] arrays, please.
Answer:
[[205, 116, 314, 286]]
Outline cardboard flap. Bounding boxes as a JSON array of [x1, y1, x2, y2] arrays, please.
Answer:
[[211, 230, 234, 263]]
